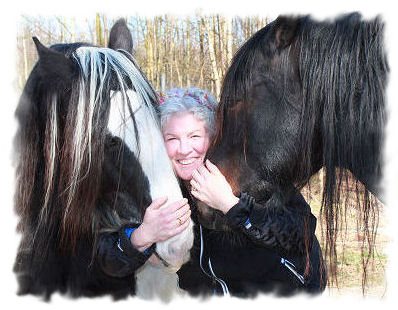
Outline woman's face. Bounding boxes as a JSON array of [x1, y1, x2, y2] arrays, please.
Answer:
[[163, 112, 210, 181]]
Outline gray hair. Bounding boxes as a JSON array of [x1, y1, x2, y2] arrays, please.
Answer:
[[158, 87, 218, 138]]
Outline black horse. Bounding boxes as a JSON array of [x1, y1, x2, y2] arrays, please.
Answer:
[[201, 13, 388, 282], [13, 19, 193, 300]]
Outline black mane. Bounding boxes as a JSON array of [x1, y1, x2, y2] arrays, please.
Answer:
[[299, 13, 388, 191], [212, 12, 388, 285]]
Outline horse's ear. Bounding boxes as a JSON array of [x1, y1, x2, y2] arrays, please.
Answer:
[[108, 19, 134, 53], [33, 37, 75, 87], [274, 16, 301, 49]]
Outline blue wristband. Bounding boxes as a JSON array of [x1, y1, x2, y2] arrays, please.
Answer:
[[124, 227, 151, 255], [244, 218, 252, 229], [124, 227, 137, 239]]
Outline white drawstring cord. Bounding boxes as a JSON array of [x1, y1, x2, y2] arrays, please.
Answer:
[[199, 225, 230, 296], [199, 225, 305, 294], [281, 257, 305, 284], [208, 257, 230, 295]]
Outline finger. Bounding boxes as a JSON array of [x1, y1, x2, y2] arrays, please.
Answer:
[[174, 216, 184, 229], [174, 216, 191, 235], [149, 196, 168, 210], [173, 198, 188, 209], [161, 199, 188, 218], [181, 216, 191, 229], [165, 214, 190, 238], [165, 202, 189, 225], [174, 203, 190, 219], [178, 209, 191, 224], [190, 188, 201, 200], [205, 159, 220, 174], [192, 169, 204, 183], [197, 164, 210, 178], [190, 179, 200, 190]]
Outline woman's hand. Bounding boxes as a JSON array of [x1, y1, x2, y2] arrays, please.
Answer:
[[190, 159, 239, 214], [130, 197, 191, 253]]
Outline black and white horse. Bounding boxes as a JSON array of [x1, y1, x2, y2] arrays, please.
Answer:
[[13, 19, 193, 300]]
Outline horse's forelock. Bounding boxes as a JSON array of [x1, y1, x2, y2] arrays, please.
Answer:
[[215, 30, 266, 154], [58, 46, 159, 250], [214, 21, 297, 161]]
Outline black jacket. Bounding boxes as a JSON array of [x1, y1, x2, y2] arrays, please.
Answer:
[[177, 189, 326, 297], [93, 186, 325, 298]]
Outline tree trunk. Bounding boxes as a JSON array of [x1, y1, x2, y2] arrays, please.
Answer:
[[185, 18, 191, 87], [205, 16, 221, 98], [96, 13, 103, 46], [226, 16, 233, 69], [22, 37, 28, 83], [145, 17, 155, 83], [71, 17, 76, 42], [102, 14, 108, 47], [198, 16, 205, 88]]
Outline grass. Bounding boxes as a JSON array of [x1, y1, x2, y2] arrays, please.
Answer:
[[300, 181, 388, 298]]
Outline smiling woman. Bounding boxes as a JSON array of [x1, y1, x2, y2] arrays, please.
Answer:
[[163, 113, 210, 180], [157, 87, 325, 297], [158, 88, 217, 181]]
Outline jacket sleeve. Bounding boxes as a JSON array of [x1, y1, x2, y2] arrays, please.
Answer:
[[225, 191, 316, 256], [95, 225, 154, 278]]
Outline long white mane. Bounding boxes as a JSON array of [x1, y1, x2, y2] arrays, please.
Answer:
[[73, 46, 193, 299]]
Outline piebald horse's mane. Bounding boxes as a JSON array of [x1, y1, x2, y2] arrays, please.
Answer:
[[17, 42, 161, 251]]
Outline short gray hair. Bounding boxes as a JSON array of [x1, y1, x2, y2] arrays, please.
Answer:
[[158, 87, 218, 138]]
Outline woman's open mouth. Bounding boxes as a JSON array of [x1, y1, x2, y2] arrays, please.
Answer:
[[177, 158, 196, 165]]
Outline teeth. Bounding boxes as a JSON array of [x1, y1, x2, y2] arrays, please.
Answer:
[[179, 158, 195, 165]]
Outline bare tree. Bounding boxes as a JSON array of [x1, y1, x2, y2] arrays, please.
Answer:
[[16, 13, 269, 98], [204, 15, 221, 97]]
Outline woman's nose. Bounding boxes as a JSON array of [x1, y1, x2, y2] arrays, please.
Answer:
[[178, 138, 192, 155]]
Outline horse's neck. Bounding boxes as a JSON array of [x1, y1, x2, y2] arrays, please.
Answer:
[[108, 90, 182, 204]]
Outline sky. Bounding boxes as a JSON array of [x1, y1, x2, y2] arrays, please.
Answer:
[[1, 0, 397, 309]]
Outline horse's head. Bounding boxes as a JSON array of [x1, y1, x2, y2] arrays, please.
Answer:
[[198, 17, 305, 230], [15, 19, 192, 270], [201, 16, 387, 292], [203, 14, 387, 232]]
